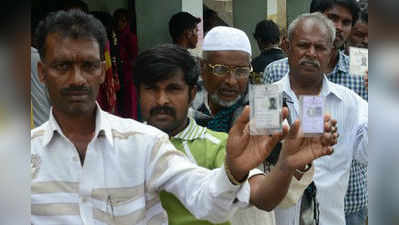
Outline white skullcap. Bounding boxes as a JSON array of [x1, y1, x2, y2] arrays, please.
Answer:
[[202, 26, 252, 56]]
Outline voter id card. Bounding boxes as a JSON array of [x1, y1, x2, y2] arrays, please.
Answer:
[[299, 95, 324, 136], [249, 83, 282, 135], [349, 47, 368, 75]]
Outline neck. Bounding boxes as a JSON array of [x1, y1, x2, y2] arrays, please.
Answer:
[[52, 107, 97, 139], [289, 72, 323, 97], [261, 44, 279, 52], [169, 117, 190, 137], [208, 99, 222, 116], [327, 48, 339, 73]]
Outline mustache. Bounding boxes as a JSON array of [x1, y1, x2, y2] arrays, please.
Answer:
[[61, 85, 90, 95], [299, 58, 320, 68], [150, 106, 176, 117]]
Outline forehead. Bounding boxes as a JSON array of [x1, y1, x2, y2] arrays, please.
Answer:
[[324, 4, 353, 20], [353, 22, 368, 31], [144, 69, 187, 87], [43, 33, 101, 61], [204, 50, 250, 66], [292, 19, 330, 43]]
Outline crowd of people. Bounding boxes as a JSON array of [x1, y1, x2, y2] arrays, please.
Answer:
[[31, 0, 368, 225]]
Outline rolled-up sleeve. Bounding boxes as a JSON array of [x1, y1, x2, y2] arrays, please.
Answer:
[[353, 97, 368, 165]]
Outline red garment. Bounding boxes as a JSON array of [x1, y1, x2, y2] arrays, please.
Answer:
[[117, 25, 139, 119], [97, 41, 120, 114]]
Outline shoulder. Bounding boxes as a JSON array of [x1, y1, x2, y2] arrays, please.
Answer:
[[203, 128, 228, 145], [265, 57, 288, 71]]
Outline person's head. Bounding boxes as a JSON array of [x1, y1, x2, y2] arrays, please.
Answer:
[[133, 44, 199, 136], [35, 9, 107, 116], [201, 26, 252, 113], [113, 8, 129, 33], [169, 12, 201, 49], [253, 20, 281, 50], [62, 0, 89, 12], [349, 9, 368, 49], [287, 12, 335, 82], [310, 0, 359, 49]]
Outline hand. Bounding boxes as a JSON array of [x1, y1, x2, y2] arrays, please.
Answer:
[[277, 114, 338, 174], [226, 106, 290, 182]]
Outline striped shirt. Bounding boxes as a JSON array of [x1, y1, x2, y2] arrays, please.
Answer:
[[274, 74, 368, 225], [31, 106, 251, 225]]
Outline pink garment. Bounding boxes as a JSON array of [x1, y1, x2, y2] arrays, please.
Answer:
[[117, 25, 138, 119]]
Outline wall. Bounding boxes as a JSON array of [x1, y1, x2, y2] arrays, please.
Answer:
[[87, 0, 128, 13], [233, 0, 268, 58], [286, 0, 311, 25]]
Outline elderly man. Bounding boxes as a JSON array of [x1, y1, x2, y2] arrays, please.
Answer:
[[271, 12, 368, 225], [31, 10, 337, 225]]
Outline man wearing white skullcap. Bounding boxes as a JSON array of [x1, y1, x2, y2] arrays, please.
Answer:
[[190, 26, 317, 225]]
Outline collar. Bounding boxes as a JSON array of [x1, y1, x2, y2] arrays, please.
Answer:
[[173, 117, 207, 141], [278, 72, 344, 101], [42, 103, 114, 148]]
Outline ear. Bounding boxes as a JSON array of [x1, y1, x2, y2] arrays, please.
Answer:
[[37, 61, 47, 84], [99, 61, 106, 84], [189, 85, 198, 104]]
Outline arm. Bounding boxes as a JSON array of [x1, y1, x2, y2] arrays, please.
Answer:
[[225, 107, 337, 211], [353, 96, 368, 165], [146, 135, 249, 223]]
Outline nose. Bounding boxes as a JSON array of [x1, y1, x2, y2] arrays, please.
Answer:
[[224, 70, 239, 86], [334, 21, 343, 33], [69, 65, 86, 86], [306, 45, 317, 58], [157, 90, 170, 105]]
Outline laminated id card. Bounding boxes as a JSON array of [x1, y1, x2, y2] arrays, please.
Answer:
[[249, 83, 282, 135], [299, 95, 324, 136]]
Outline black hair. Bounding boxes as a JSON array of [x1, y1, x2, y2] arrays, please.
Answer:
[[310, 0, 360, 25], [113, 8, 129, 23], [254, 20, 281, 45], [133, 44, 200, 90], [34, 9, 107, 60], [91, 11, 114, 41], [359, 8, 368, 23], [169, 12, 201, 43]]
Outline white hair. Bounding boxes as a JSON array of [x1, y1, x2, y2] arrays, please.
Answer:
[[288, 12, 336, 46]]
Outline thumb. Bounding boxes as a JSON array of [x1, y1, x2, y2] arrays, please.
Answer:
[[287, 119, 301, 139], [229, 106, 250, 135]]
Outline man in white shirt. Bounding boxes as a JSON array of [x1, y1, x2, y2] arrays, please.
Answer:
[[273, 12, 368, 225], [31, 10, 338, 225]]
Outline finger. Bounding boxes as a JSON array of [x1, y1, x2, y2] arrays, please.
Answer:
[[230, 106, 250, 136], [323, 113, 331, 123], [281, 107, 289, 121], [287, 120, 301, 139], [281, 124, 289, 140]]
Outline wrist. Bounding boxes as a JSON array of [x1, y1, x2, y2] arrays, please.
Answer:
[[225, 158, 248, 185]]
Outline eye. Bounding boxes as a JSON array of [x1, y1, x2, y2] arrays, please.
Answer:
[[53, 62, 71, 72], [235, 67, 251, 77], [82, 61, 101, 72], [213, 65, 229, 75]]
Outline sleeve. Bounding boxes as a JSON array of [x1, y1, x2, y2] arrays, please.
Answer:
[[146, 135, 250, 223], [352, 96, 368, 165], [278, 166, 315, 208], [263, 63, 275, 84]]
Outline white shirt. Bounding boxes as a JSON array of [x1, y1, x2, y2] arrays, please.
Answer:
[[274, 74, 368, 225], [31, 106, 250, 225]]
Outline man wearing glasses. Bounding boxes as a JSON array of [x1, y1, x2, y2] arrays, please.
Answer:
[[192, 26, 253, 133]]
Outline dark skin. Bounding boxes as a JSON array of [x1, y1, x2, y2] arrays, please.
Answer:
[[175, 27, 199, 49], [38, 33, 105, 165]]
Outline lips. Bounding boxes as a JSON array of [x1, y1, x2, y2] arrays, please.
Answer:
[[219, 89, 239, 98]]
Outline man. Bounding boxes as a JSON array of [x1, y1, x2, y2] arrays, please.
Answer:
[[169, 11, 201, 49], [31, 10, 337, 225], [272, 12, 368, 225], [252, 20, 286, 73], [264, 0, 367, 101], [344, 7, 368, 225], [192, 26, 251, 133], [263, 1, 368, 224], [345, 8, 368, 54], [135, 44, 321, 225]]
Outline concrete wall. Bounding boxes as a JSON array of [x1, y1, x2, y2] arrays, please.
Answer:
[[87, 0, 128, 13], [286, 0, 311, 25], [233, 0, 268, 58]]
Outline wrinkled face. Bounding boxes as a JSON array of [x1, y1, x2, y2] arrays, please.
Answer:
[[288, 19, 332, 80], [139, 71, 196, 136], [201, 51, 250, 111], [324, 4, 353, 49], [349, 21, 368, 49], [38, 33, 105, 116]]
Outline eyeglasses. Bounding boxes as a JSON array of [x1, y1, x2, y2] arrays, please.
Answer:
[[207, 63, 253, 78]]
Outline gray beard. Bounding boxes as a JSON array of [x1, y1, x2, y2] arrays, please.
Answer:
[[209, 93, 241, 108]]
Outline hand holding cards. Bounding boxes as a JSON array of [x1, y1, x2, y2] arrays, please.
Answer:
[[249, 83, 282, 135], [300, 95, 325, 136]]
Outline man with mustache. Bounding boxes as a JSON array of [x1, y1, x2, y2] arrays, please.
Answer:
[[31, 10, 338, 225], [136, 44, 333, 225], [263, 1, 369, 225], [271, 12, 368, 225]]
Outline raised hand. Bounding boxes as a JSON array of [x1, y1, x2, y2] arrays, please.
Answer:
[[277, 114, 338, 173], [225, 106, 289, 182]]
